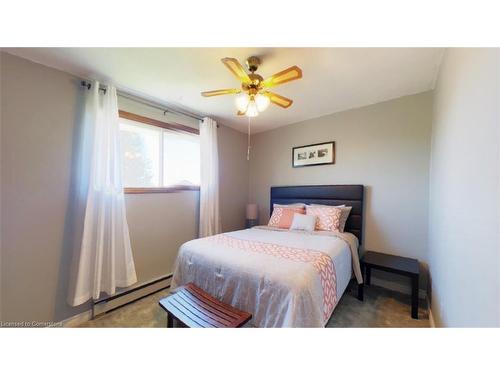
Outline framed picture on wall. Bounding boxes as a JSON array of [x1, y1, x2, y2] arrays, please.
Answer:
[[292, 141, 335, 168]]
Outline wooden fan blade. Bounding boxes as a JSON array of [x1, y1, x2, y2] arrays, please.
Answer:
[[221, 57, 252, 84], [237, 110, 246, 116], [261, 66, 302, 88], [263, 91, 293, 108], [201, 88, 241, 97]]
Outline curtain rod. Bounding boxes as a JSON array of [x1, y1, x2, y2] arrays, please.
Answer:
[[80, 80, 205, 122]]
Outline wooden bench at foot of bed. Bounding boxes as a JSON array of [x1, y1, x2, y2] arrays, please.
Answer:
[[159, 283, 252, 328]]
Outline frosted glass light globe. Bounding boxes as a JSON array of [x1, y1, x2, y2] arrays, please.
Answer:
[[235, 93, 250, 112], [255, 93, 270, 112], [246, 100, 259, 117]]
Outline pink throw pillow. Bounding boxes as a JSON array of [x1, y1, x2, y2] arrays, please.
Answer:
[[268, 207, 306, 229], [305, 205, 343, 231]]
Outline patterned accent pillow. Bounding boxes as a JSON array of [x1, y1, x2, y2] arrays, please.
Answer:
[[306, 205, 343, 231], [268, 207, 306, 229], [311, 204, 352, 232], [338, 206, 352, 232]]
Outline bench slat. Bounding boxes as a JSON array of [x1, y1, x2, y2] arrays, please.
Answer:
[[184, 284, 246, 318], [175, 291, 229, 327], [168, 297, 218, 328], [163, 300, 204, 328], [180, 287, 242, 320], [184, 285, 251, 327], [177, 290, 234, 325], [159, 283, 252, 328]]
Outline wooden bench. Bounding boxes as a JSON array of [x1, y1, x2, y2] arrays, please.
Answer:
[[159, 283, 252, 328]]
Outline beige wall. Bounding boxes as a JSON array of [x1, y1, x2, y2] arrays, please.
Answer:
[[1, 52, 89, 322], [219, 125, 250, 232], [249, 92, 433, 291], [125, 192, 199, 283], [0, 52, 248, 323], [428, 48, 500, 327]]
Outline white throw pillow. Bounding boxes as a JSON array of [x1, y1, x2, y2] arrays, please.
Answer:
[[289, 213, 317, 232], [310, 204, 352, 232]]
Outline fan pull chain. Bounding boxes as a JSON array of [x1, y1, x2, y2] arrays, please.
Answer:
[[247, 116, 251, 161]]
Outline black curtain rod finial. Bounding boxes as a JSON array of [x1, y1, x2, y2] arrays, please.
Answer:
[[81, 80, 106, 94], [81, 80, 91, 90]]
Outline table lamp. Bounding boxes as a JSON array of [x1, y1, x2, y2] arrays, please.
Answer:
[[246, 203, 259, 228]]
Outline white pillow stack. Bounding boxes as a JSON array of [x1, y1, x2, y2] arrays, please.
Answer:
[[270, 203, 353, 232]]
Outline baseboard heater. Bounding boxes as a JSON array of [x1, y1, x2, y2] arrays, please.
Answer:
[[92, 274, 173, 318]]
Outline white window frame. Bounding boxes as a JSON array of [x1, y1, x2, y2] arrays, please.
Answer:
[[119, 110, 200, 194]]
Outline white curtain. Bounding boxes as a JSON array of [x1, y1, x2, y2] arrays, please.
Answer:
[[199, 117, 221, 237], [68, 82, 137, 306]]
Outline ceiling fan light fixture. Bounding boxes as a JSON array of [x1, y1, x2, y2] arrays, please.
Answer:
[[246, 99, 259, 117], [202, 56, 302, 118], [255, 93, 270, 112], [235, 93, 250, 112]]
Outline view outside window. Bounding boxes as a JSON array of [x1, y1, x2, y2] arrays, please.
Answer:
[[163, 130, 200, 186], [119, 118, 200, 188]]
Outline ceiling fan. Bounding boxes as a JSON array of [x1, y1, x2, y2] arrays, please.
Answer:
[[201, 56, 302, 117]]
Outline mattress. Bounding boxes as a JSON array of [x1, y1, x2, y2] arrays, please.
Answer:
[[171, 226, 362, 327]]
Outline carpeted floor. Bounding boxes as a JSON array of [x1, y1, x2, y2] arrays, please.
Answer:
[[79, 282, 429, 328]]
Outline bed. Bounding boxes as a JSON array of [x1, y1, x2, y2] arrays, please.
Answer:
[[171, 185, 364, 327]]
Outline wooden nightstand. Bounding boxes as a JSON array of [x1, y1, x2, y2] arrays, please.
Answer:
[[360, 251, 420, 319]]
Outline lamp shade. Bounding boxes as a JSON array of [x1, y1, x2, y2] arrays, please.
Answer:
[[235, 93, 250, 112], [246, 99, 259, 117], [246, 203, 258, 220], [255, 93, 270, 111]]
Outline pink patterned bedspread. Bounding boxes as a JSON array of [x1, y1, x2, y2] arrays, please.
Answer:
[[208, 234, 337, 322], [171, 227, 360, 327]]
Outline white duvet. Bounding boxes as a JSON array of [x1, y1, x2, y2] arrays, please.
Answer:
[[171, 226, 362, 327]]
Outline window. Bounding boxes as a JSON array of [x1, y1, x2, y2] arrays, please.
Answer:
[[120, 120, 161, 187], [119, 111, 200, 193], [163, 131, 200, 186]]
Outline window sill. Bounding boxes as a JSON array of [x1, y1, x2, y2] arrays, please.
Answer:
[[124, 186, 200, 194]]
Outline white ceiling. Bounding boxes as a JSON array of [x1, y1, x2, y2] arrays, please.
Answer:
[[4, 48, 444, 133]]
